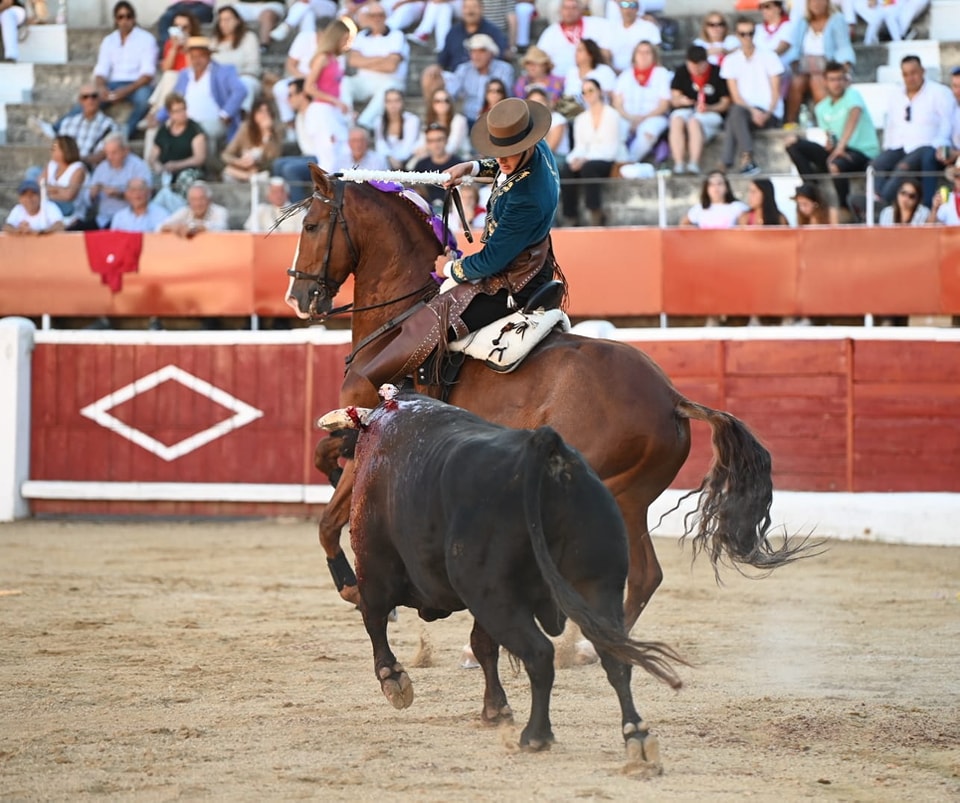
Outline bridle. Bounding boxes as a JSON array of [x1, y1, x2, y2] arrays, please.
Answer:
[[285, 180, 359, 317]]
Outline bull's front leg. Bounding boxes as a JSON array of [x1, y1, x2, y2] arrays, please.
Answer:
[[362, 607, 414, 710], [319, 460, 360, 605]]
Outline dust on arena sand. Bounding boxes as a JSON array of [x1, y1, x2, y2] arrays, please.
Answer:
[[1, 519, 958, 801]]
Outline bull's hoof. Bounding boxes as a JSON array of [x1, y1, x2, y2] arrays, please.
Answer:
[[623, 724, 663, 775], [339, 584, 361, 606], [519, 729, 554, 752], [481, 703, 513, 725], [378, 663, 414, 709]]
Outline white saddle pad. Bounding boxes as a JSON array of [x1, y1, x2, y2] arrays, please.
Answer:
[[448, 308, 570, 373]]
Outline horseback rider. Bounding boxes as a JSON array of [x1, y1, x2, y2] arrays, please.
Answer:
[[349, 96, 562, 389]]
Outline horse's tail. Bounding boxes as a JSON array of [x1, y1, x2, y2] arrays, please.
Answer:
[[523, 428, 684, 690], [674, 398, 817, 574]]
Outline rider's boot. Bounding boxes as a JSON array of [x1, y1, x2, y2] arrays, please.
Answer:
[[353, 312, 442, 390]]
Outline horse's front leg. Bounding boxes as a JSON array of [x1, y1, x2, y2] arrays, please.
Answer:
[[319, 459, 360, 605]]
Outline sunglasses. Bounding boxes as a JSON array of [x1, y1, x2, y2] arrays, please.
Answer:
[[737, 29, 755, 37], [619, 1, 639, 7], [434, 97, 451, 102], [79, 92, 99, 99], [706, 20, 725, 26], [898, 190, 918, 199], [115, 13, 133, 19], [904, 105, 911, 122]]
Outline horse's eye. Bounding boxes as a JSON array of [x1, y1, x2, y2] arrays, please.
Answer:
[[304, 222, 318, 233]]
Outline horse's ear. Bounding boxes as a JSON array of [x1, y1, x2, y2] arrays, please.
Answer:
[[309, 163, 335, 197]]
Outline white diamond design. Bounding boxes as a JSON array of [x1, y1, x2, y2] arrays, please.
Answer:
[[79, 364, 264, 462]]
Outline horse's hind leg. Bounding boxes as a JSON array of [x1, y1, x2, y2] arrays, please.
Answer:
[[620, 500, 663, 633], [470, 619, 512, 724]]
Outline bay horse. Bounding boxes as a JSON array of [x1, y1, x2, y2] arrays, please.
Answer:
[[285, 165, 803, 631]]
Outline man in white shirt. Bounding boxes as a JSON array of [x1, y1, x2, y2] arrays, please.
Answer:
[[159, 180, 229, 236], [608, 0, 660, 73], [245, 177, 305, 233], [720, 17, 783, 175], [93, 1, 158, 139], [341, 3, 409, 130], [335, 126, 390, 173], [271, 79, 321, 201], [873, 55, 954, 207], [272, 27, 317, 125], [537, 0, 614, 79], [3, 179, 65, 235]]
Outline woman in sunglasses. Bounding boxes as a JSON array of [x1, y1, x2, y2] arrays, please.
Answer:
[[692, 12, 737, 66], [880, 177, 930, 226]]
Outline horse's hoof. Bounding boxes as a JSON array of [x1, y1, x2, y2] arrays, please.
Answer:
[[482, 704, 513, 725], [340, 585, 361, 606], [624, 731, 662, 775], [519, 729, 554, 752], [379, 664, 414, 709], [460, 644, 480, 669]]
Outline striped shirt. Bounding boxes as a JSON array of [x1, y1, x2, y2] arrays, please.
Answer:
[[57, 111, 120, 160]]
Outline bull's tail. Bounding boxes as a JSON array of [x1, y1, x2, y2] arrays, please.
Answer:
[[674, 398, 821, 576], [523, 429, 685, 690]]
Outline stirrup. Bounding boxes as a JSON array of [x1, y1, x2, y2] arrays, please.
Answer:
[[522, 280, 565, 314]]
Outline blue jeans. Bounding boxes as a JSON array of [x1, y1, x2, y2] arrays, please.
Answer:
[[104, 80, 153, 139], [272, 155, 316, 202], [157, 1, 214, 48], [873, 146, 939, 207]]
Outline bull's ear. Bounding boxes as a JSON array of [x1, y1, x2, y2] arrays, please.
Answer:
[[309, 163, 335, 198], [316, 406, 372, 431]]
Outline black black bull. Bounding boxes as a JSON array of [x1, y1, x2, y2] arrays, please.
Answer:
[[348, 395, 685, 755]]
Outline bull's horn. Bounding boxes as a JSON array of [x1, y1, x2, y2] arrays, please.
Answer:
[[316, 406, 373, 431]]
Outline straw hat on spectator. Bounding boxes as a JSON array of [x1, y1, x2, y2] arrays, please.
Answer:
[[186, 35, 214, 50], [521, 45, 553, 72], [465, 33, 500, 57]]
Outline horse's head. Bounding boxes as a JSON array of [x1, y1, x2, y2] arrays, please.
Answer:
[[285, 165, 359, 320]]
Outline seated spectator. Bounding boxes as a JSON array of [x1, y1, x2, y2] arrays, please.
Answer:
[[374, 88, 421, 171], [419, 0, 508, 99], [783, 0, 854, 125], [339, 126, 389, 172], [94, 2, 158, 139], [513, 47, 564, 104], [342, 4, 408, 130], [159, 180, 229, 236], [3, 179, 65, 235], [720, 17, 783, 175], [1, 0, 27, 62], [537, 0, 613, 79], [37, 135, 89, 230], [110, 177, 169, 231], [146, 10, 201, 128], [692, 11, 738, 67], [737, 177, 788, 225], [221, 96, 281, 182], [211, 5, 263, 114], [479, 78, 509, 117], [526, 85, 569, 168], [562, 38, 617, 104], [270, 78, 316, 201], [754, 0, 793, 72], [668, 44, 730, 175], [272, 26, 319, 127], [560, 78, 621, 227], [245, 177, 305, 232], [156, 0, 215, 51], [149, 92, 207, 191], [878, 177, 929, 226], [444, 34, 515, 127], [612, 41, 671, 165], [33, 85, 121, 171], [88, 133, 153, 229], [873, 56, 954, 209], [931, 158, 960, 225], [785, 61, 878, 212], [156, 36, 247, 145], [608, 0, 660, 73], [793, 182, 837, 224], [411, 88, 470, 161], [223, 0, 285, 51], [270, 0, 339, 41], [412, 123, 460, 210], [303, 18, 354, 171], [457, 181, 486, 228], [853, 0, 902, 46], [680, 170, 748, 227]]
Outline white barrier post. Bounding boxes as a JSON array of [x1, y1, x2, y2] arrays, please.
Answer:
[[0, 317, 36, 521]]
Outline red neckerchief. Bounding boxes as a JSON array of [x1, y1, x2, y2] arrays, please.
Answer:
[[763, 16, 788, 34], [690, 66, 710, 91], [633, 65, 654, 86], [560, 19, 583, 45]]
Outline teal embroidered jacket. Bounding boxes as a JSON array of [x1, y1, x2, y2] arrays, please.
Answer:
[[450, 140, 560, 283]]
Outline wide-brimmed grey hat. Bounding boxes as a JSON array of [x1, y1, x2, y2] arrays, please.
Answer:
[[469, 97, 552, 157]]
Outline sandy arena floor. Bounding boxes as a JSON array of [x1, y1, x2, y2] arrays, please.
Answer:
[[1, 519, 958, 801]]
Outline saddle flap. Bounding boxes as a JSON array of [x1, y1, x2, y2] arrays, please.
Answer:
[[448, 309, 570, 373]]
